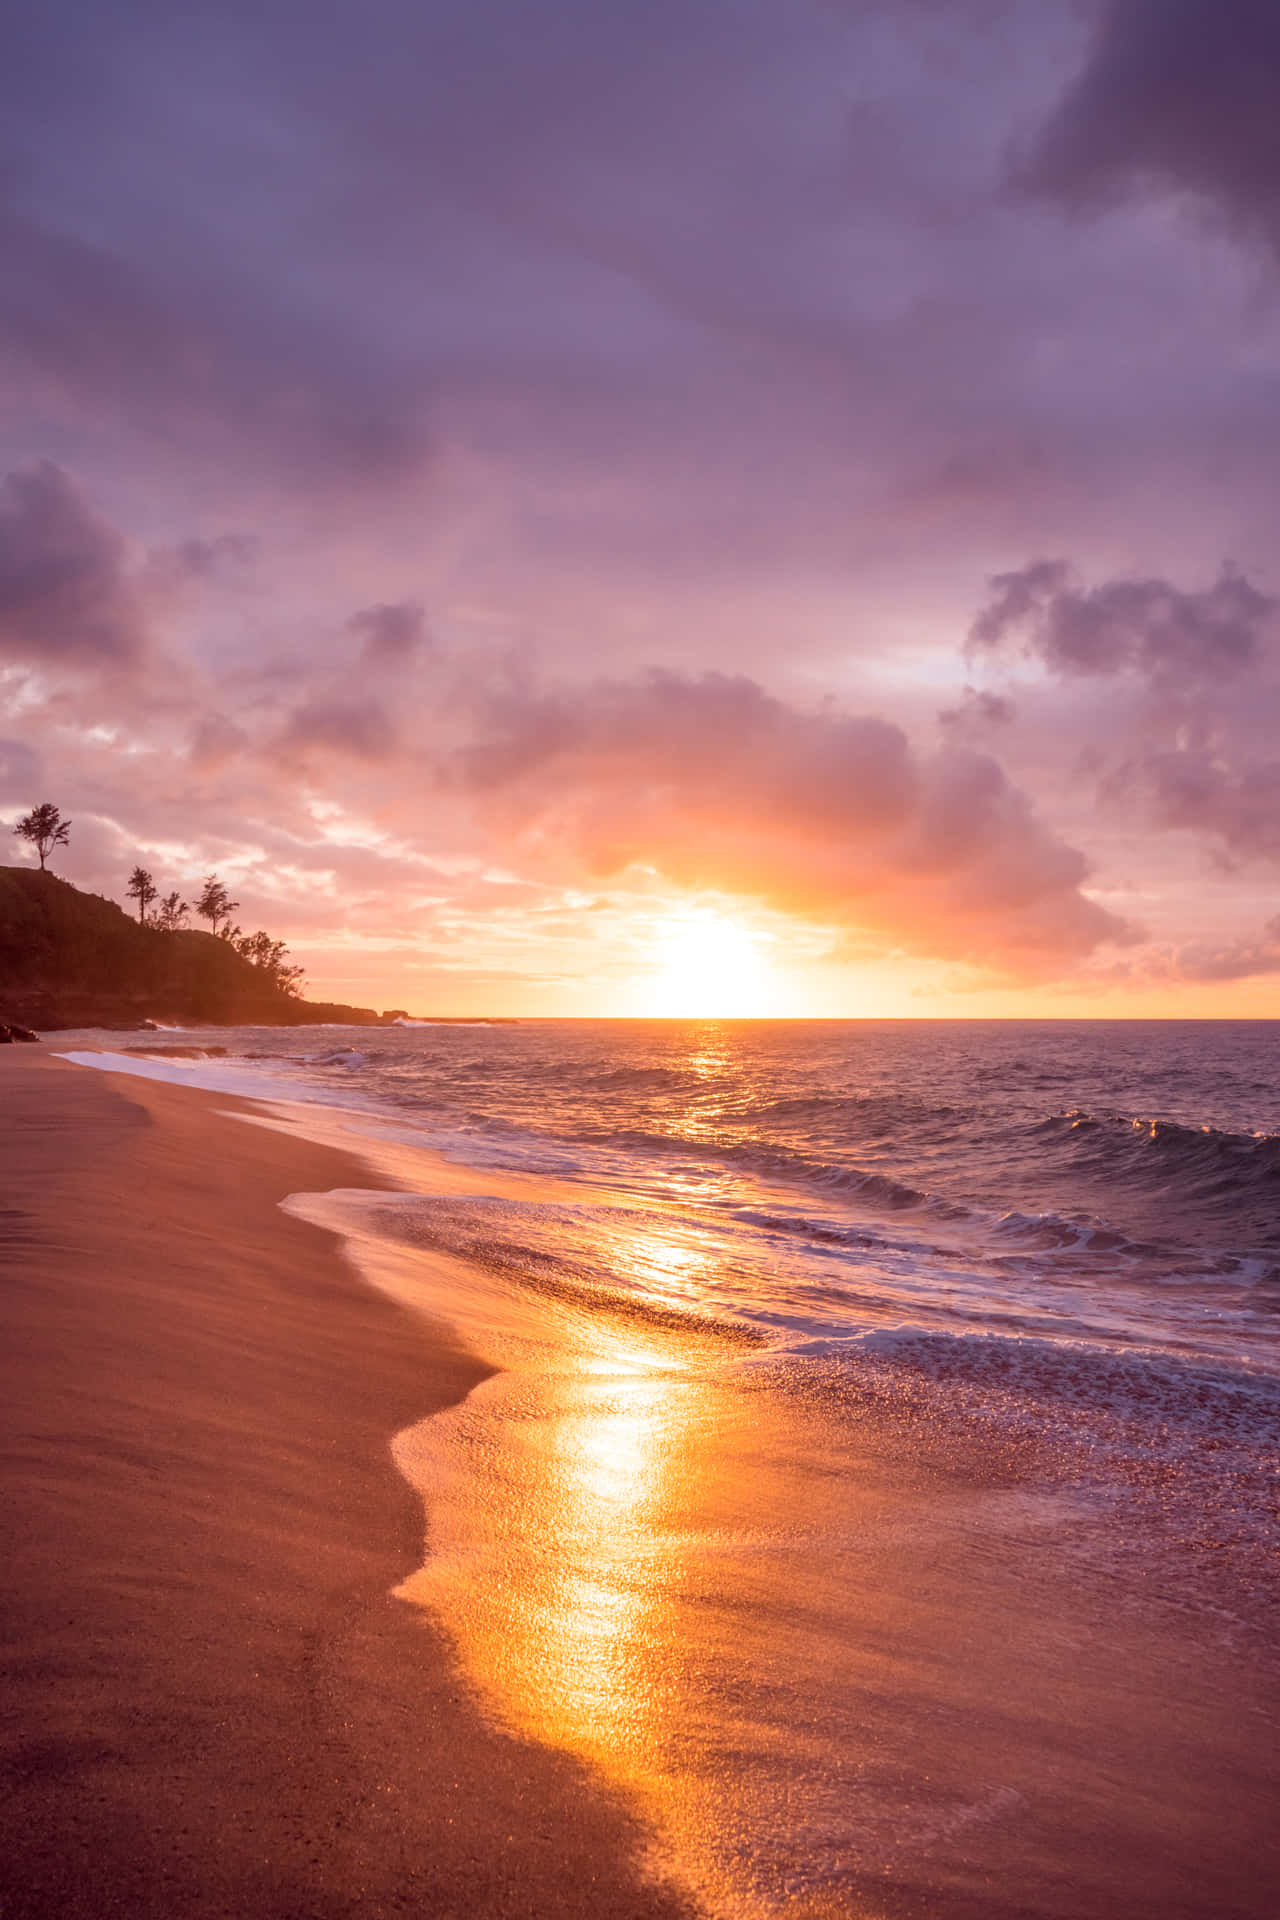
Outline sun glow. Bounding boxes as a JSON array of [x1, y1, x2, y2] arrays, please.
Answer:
[[644, 912, 775, 1018]]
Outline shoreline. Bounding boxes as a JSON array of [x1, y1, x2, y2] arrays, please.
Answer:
[[0, 1050, 696, 1919], [4, 1049, 1279, 1919], [237, 1088, 1280, 1919]]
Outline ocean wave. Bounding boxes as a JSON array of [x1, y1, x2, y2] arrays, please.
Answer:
[[586, 1064, 705, 1092], [988, 1209, 1155, 1256], [1034, 1110, 1280, 1229], [565, 1121, 941, 1210], [743, 1092, 961, 1133], [1042, 1107, 1280, 1163]]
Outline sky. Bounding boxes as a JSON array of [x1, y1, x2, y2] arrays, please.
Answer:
[[3, 0, 1280, 1017]]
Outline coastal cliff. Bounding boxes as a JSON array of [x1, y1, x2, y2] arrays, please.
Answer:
[[0, 867, 388, 1029]]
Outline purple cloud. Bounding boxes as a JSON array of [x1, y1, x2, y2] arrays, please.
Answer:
[[280, 698, 397, 761], [0, 184, 427, 482], [347, 602, 429, 665], [1024, 0, 1280, 257], [970, 560, 1275, 684], [1174, 916, 1280, 982], [939, 688, 1017, 734], [0, 463, 151, 669], [1106, 749, 1280, 862]]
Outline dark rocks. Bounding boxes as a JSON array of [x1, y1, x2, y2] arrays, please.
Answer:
[[0, 1023, 40, 1044]]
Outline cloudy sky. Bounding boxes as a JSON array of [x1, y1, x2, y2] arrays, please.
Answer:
[[3, 0, 1279, 1015]]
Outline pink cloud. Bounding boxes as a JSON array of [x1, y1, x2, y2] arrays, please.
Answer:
[[455, 669, 1134, 973]]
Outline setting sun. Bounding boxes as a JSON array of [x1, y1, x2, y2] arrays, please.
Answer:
[[643, 913, 775, 1018]]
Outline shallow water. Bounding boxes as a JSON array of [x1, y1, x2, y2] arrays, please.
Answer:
[[61, 1019, 1280, 1375], [61, 1022, 1280, 1916]]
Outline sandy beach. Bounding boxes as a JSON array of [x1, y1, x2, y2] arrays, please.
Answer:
[[3, 1046, 1278, 1920], [0, 1050, 695, 1920]]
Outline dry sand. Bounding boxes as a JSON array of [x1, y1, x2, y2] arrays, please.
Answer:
[[0, 1050, 696, 1919]]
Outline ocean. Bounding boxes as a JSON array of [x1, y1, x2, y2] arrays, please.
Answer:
[[62, 1017, 1280, 1372], [60, 1020, 1280, 1916]]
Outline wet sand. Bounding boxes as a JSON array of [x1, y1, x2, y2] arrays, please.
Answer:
[[3, 1049, 1277, 1920], [285, 1136, 1280, 1920], [0, 1050, 695, 1919]]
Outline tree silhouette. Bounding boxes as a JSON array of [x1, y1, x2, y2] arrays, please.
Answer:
[[126, 865, 158, 924], [195, 874, 239, 936], [235, 928, 305, 996], [13, 802, 71, 872], [155, 891, 190, 931]]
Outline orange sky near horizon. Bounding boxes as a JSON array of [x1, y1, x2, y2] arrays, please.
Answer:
[[286, 899, 1280, 1022]]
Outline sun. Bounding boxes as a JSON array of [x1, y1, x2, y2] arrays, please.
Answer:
[[643, 912, 774, 1018]]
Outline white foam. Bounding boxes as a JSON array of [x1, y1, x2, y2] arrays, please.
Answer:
[[393, 1017, 496, 1027], [760, 1320, 1280, 1432], [55, 1048, 315, 1105]]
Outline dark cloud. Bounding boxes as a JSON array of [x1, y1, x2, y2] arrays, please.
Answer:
[[939, 687, 1017, 733], [970, 560, 1274, 684], [1106, 748, 1280, 862], [8, 0, 1251, 567], [173, 534, 260, 580], [0, 187, 427, 481], [0, 463, 151, 669], [970, 559, 1280, 871], [281, 697, 396, 760], [1023, 0, 1280, 254], [456, 668, 1132, 971], [347, 602, 428, 664]]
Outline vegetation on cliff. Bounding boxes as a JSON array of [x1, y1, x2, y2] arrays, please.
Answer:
[[0, 868, 384, 1029]]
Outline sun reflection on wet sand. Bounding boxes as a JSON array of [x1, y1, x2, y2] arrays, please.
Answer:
[[396, 1314, 699, 1792], [284, 1154, 1280, 1920]]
